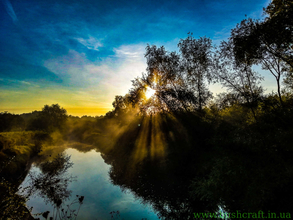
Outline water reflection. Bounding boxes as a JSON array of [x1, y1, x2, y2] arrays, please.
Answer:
[[22, 137, 212, 220], [23, 152, 84, 220], [97, 115, 215, 219], [23, 148, 159, 220], [24, 153, 75, 206], [103, 150, 209, 220], [19, 130, 217, 220]]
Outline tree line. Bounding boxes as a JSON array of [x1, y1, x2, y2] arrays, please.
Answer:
[[109, 0, 292, 120]]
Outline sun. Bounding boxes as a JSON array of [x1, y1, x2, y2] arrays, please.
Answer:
[[145, 87, 156, 99]]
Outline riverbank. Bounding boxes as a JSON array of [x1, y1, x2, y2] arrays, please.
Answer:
[[0, 131, 52, 219]]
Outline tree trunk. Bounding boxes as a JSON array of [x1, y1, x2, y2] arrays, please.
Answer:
[[277, 77, 284, 107]]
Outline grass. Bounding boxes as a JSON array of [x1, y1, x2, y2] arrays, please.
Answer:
[[0, 131, 51, 181]]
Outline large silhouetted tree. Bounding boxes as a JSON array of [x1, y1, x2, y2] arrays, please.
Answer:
[[128, 45, 196, 114], [127, 37, 218, 115], [229, 0, 293, 105]]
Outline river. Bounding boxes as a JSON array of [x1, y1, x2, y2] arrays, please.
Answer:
[[20, 147, 160, 220]]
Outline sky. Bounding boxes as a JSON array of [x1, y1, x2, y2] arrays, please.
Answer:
[[0, 0, 271, 116]]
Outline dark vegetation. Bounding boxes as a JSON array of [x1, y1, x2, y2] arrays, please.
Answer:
[[1, 0, 293, 219]]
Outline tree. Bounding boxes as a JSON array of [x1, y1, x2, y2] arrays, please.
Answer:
[[0, 112, 25, 132], [128, 45, 197, 114], [144, 44, 195, 112], [264, 0, 293, 69], [178, 35, 214, 111], [230, 0, 293, 105], [28, 104, 67, 132], [284, 72, 293, 92], [216, 39, 263, 120], [127, 37, 217, 115]]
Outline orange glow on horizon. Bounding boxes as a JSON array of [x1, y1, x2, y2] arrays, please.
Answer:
[[65, 107, 111, 117], [0, 107, 112, 117]]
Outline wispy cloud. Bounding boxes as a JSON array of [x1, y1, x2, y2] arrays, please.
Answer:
[[75, 36, 103, 51], [0, 78, 40, 88], [3, 0, 18, 23], [114, 45, 145, 59]]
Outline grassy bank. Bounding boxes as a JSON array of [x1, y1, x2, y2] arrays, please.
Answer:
[[0, 131, 49, 181], [0, 131, 54, 219]]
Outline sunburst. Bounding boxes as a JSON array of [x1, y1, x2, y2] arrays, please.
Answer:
[[145, 86, 156, 99]]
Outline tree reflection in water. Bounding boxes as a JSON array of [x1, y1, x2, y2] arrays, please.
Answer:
[[105, 154, 211, 220], [99, 114, 215, 220], [24, 153, 84, 220]]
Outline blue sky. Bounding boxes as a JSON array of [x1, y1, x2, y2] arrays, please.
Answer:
[[0, 0, 270, 116]]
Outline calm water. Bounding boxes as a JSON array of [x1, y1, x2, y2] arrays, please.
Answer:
[[21, 148, 160, 220]]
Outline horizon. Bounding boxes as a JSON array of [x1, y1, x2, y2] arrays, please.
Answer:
[[0, 106, 109, 117]]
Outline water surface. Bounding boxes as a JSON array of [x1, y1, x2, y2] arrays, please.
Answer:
[[22, 148, 160, 220]]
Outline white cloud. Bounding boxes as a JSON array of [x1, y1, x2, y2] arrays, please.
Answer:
[[114, 45, 145, 59], [75, 36, 103, 51]]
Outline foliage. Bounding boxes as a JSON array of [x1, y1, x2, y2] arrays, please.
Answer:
[[0, 131, 56, 219], [33, 195, 84, 220], [0, 131, 49, 183], [0, 112, 25, 132], [216, 38, 264, 120], [228, 0, 293, 104], [178, 35, 215, 110], [28, 104, 68, 132], [116, 36, 217, 115], [0, 178, 32, 220]]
